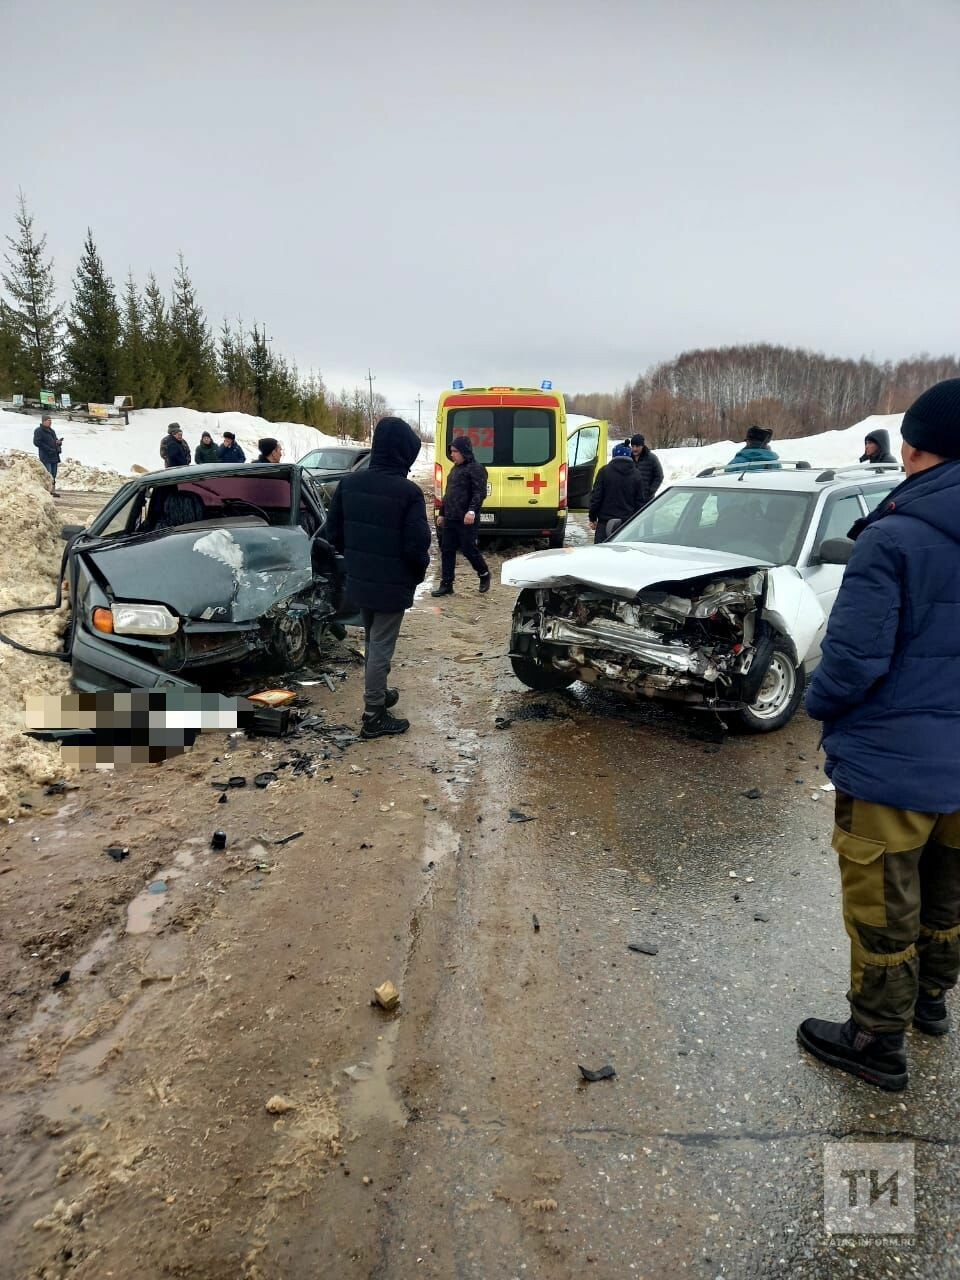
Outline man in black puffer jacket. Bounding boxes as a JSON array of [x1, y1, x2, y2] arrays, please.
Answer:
[[588, 444, 645, 542], [432, 435, 490, 596], [323, 417, 431, 739], [630, 434, 664, 502]]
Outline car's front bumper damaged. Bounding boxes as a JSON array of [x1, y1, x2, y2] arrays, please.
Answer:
[[511, 572, 777, 706]]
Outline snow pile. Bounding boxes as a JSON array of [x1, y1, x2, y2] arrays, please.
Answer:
[[0, 406, 341, 480], [0, 455, 73, 817], [654, 413, 905, 482]]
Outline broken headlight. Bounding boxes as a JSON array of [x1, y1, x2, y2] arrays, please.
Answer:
[[110, 603, 180, 636]]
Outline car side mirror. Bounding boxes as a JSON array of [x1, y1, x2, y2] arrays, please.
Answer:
[[818, 537, 854, 565], [60, 523, 86, 541]]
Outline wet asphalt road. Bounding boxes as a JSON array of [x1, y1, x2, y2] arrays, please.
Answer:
[[372, 562, 959, 1279]]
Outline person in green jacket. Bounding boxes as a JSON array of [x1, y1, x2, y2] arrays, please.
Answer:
[[194, 431, 220, 464], [727, 425, 781, 471]]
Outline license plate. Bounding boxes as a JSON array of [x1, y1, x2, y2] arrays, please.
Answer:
[[479, 513, 495, 524]]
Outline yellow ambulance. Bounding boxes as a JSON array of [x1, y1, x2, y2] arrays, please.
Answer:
[[433, 383, 608, 547]]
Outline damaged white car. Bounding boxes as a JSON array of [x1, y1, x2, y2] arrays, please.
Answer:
[[502, 463, 902, 731]]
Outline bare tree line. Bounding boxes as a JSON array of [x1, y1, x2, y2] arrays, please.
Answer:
[[568, 345, 960, 447]]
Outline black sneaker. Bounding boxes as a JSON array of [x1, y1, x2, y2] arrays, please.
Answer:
[[478, 572, 491, 594], [431, 583, 454, 597], [914, 992, 950, 1036], [797, 1016, 907, 1091], [360, 708, 410, 739], [384, 688, 399, 709]]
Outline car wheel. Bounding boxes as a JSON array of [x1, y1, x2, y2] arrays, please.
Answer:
[[510, 653, 576, 692], [734, 646, 804, 733], [269, 613, 309, 669]]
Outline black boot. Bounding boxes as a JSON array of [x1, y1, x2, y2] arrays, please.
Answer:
[[360, 707, 410, 739], [431, 582, 454, 597], [478, 572, 491, 594], [797, 1016, 907, 1091], [384, 688, 399, 709], [914, 991, 950, 1036]]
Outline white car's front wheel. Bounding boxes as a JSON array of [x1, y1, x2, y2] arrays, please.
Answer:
[[735, 646, 805, 733]]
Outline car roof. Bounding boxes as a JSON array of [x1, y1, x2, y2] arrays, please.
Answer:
[[129, 462, 298, 485], [667, 465, 902, 494]]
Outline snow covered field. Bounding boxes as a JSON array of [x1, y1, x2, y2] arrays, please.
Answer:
[[0, 404, 904, 490]]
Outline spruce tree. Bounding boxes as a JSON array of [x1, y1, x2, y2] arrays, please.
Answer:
[[119, 273, 162, 406], [143, 272, 179, 404], [219, 317, 254, 413], [64, 229, 121, 403], [170, 254, 217, 408], [1, 190, 62, 391], [0, 300, 28, 396]]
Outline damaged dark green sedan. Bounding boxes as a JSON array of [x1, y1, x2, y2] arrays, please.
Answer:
[[62, 463, 354, 692]]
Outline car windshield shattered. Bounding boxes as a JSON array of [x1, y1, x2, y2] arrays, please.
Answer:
[[611, 486, 815, 565]]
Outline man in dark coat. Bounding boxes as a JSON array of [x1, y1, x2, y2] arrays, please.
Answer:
[[218, 431, 246, 463], [161, 424, 191, 468], [629, 434, 664, 502], [194, 431, 220, 464], [33, 414, 63, 494], [589, 443, 645, 542], [799, 379, 960, 1091], [257, 437, 283, 462], [859, 427, 897, 464], [323, 416, 431, 740], [432, 436, 490, 596]]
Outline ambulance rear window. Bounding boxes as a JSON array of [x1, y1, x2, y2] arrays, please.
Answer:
[[447, 408, 555, 467]]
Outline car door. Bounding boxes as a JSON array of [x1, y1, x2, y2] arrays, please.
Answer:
[[800, 489, 867, 659], [566, 421, 608, 511]]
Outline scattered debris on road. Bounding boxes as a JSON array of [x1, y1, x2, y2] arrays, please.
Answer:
[[104, 845, 129, 862], [628, 942, 659, 956], [578, 1063, 616, 1083], [265, 1095, 297, 1114], [508, 808, 535, 823], [374, 980, 400, 1011]]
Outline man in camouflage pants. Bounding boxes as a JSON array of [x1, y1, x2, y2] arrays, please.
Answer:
[[801, 379, 960, 1091]]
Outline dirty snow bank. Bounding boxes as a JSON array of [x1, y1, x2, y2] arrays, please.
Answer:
[[0, 455, 74, 816]]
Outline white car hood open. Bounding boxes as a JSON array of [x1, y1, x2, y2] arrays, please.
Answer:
[[501, 541, 826, 662]]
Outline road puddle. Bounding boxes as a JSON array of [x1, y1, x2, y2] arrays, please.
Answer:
[[126, 868, 183, 935], [344, 1021, 407, 1130], [38, 1076, 113, 1124], [421, 818, 460, 870]]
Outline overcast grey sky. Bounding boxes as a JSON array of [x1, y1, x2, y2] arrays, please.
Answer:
[[4, 0, 958, 420]]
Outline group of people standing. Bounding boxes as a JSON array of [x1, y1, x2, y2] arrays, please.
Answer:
[[587, 433, 664, 542], [159, 422, 282, 467]]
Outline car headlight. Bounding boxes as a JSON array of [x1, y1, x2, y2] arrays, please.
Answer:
[[109, 603, 180, 636]]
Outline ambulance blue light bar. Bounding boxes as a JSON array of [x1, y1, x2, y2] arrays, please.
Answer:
[[541, 380, 552, 390], [452, 379, 464, 390]]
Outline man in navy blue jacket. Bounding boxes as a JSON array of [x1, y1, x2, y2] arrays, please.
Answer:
[[800, 379, 960, 1091], [323, 417, 431, 740]]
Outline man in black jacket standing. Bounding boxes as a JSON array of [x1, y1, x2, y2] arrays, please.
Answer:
[[323, 417, 431, 740], [588, 443, 644, 542], [161, 424, 191, 468], [33, 414, 63, 495], [432, 436, 490, 596], [630, 434, 664, 503]]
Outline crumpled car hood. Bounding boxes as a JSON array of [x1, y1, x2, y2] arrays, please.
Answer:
[[82, 524, 313, 623], [502, 540, 826, 662], [501, 542, 769, 595]]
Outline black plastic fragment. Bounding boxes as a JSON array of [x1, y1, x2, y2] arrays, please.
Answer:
[[275, 831, 304, 846], [228, 776, 247, 789], [628, 942, 659, 956], [742, 787, 762, 800], [52, 970, 70, 988], [104, 845, 130, 863], [508, 808, 535, 823], [532, 913, 540, 932], [578, 1064, 616, 1082], [211, 830, 227, 851], [254, 772, 279, 789]]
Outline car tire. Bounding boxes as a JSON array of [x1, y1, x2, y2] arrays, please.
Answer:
[[733, 645, 804, 733], [268, 613, 309, 669], [510, 653, 576, 692]]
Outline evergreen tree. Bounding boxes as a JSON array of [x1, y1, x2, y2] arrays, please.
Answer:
[[219, 317, 254, 412], [170, 254, 217, 408], [0, 300, 28, 396], [248, 323, 272, 419], [143, 272, 179, 404], [1, 190, 62, 390], [119, 273, 162, 407], [64, 229, 121, 403]]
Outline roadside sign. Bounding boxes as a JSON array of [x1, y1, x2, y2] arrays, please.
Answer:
[[39, 389, 55, 406]]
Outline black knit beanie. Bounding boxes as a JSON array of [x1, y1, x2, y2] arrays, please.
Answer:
[[258, 437, 279, 457], [746, 425, 772, 446], [451, 435, 473, 458], [901, 379, 960, 459]]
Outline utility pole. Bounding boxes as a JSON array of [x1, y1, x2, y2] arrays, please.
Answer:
[[367, 368, 376, 441], [416, 395, 423, 433]]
